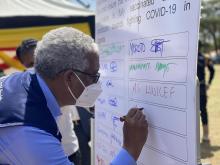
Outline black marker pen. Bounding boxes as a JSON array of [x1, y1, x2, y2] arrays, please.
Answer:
[[120, 108, 144, 122]]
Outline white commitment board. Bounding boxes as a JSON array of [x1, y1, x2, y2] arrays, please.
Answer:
[[95, 0, 201, 165]]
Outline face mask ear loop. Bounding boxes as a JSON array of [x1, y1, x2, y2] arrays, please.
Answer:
[[73, 72, 86, 88], [67, 85, 78, 101]]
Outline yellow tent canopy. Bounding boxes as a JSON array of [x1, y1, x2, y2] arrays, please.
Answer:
[[0, 23, 92, 51]]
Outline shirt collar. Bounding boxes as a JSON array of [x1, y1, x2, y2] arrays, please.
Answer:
[[36, 73, 62, 118]]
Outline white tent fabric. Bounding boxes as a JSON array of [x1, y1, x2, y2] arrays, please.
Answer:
[[0, 0, 94, 17]]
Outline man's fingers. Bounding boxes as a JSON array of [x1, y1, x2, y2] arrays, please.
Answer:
[[127, 108, 138, 118], [139, 114, 146, 122], [133, 110, 143, 120], [144, 119, 148, 127]]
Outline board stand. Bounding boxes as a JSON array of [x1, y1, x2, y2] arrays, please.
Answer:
[[91, 118, 95, 165]]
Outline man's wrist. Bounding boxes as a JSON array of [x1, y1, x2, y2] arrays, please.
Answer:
[[122, 145, 140, 161]]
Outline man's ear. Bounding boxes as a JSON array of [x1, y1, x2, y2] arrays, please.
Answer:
[[63, 70, 74, 83]]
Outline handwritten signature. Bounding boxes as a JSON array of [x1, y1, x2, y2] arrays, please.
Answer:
[[97, 98, 106, 105], [111, 133, 122, 146], [100, 43, 125, 57], [106, 80, 114, 88], [108, 97, 118, 107], [155, 62, 176, 77], [112, 116, 120, 129], [150, 39, 170, 56], [130, 42, 146, 55], [97, 111, 107, 119], [110, 61, 118, 72]]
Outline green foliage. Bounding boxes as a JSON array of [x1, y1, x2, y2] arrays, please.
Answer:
[[200, 0, 220, 54]]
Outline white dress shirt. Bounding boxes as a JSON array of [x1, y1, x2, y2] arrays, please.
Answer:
[[57, 105, 79, 156], [71, 106, 80, 121]]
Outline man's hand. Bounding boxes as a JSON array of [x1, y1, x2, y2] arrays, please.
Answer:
[[122, 108, 148, 161]]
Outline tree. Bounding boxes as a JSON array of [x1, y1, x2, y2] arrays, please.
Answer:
[[200, 0, 220, 54]]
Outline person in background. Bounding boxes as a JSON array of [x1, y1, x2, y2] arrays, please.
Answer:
[[0, 69, 5, 77], [74, 106, 94, 165], [0, 27, 148, 165], [197, 41, 215, 143], [16, 38, 37, 68], [57, 106, 81, 165], [16, 38, 82, 165]]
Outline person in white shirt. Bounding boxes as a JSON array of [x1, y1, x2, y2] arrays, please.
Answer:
[[57, 105, 81, 165]]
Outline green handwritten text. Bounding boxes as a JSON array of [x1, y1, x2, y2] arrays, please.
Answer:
[[155, 62, 176, 77], [100, 43, 125, 57], [129, 63, 150, 72]]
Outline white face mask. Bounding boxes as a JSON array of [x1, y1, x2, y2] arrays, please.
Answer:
[[67, 72, 103, 107]]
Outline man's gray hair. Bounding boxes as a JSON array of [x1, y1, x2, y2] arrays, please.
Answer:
[[34, 27, 98, 79]]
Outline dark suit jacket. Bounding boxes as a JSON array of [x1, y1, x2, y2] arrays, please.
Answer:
[[76, 106, 93, 139]]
